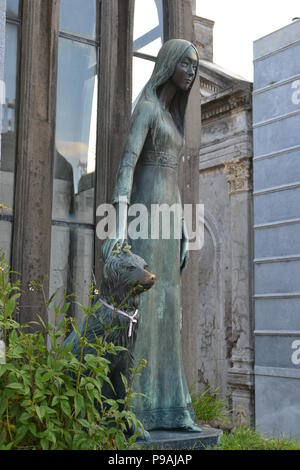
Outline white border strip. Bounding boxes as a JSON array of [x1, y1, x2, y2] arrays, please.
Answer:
[[254, 181, 300, 196], [254, 293, 300, 299], [254, 218, 300, 230], [255, 366, 300, 379], [253, 144, 300, 162], [254, 255, 300, 264], [254, 38, 300, 63], [255, 330, 300, 336], [253, 109, 300, 129], [253, 73, 300, 95]]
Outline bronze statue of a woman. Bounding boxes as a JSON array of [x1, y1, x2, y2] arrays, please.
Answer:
[[103, 39, 201, 432]]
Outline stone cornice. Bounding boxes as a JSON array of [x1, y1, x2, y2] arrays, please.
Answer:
[[201, 90, 252, 121], [200, 78, 221, 95]]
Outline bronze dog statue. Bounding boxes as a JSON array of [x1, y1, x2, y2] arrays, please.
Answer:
[[64, 244, 155, 436]]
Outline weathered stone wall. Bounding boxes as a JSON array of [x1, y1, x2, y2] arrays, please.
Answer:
[[199, 87, 254, 423]]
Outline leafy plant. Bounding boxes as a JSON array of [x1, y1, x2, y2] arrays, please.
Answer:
[[0, 252, 146, 450], [191, 385, 229, 424]]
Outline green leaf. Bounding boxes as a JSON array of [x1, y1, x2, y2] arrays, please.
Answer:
[[4, 294, 20, 317], [0, 399, 6, 416], [69, 318, 81, 338], [0, 366, 7, 379], [14, 425, 28, 445], [120, 373, 128, 390], [47, 291, 57, 307], [115, 432, 126, 449], [28, 422, 37, 437], [61, 400, 71, 418], [41, 438, 49, 450], [51, 396, 59, 407], [41, 372, 52, 383], [35, 405, 44, 422], [63, 430, 72, 447], [6, 382, 23, 392], [60, 302, 70, 316], [74, 394, 85, 418], [48, 430, 57, 445], [37, 315, 47, 330]]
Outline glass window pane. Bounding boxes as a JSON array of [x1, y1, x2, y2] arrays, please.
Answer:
[[139, 38, 162, 57], [54, 38, 97, 224], [1, 23, 19, 214], [6, 0, 19, 18], [132, 56, 155, 107], [0, 220, 12, 264], [133, 0, 163, 56], [59, 0, 97, 40], [49, 226, 94, 323]]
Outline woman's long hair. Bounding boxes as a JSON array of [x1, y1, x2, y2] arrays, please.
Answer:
[[134, 39, 199, 149]]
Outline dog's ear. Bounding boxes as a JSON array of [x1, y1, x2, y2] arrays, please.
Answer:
[[101, 239, 119, 264]]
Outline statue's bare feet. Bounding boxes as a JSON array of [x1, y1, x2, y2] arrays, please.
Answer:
[[181, 421, 202, 433]]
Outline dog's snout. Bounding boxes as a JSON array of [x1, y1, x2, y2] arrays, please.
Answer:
[[144, 271, 156, 286]]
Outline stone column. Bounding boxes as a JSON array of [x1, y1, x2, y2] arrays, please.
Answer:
[[224, 157, 255, 425], [95, 0, 134, 283], [12, 1, 60, 325], [163, 0, 185, 40]]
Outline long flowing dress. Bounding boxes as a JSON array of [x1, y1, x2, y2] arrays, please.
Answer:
[[111, 102, 196, 430]]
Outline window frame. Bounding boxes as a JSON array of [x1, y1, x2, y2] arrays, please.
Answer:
[[0, 0, 23, 266], [52, 0, 102, 279]]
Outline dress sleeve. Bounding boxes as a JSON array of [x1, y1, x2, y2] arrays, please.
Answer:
[[111, 101, 154, 205]]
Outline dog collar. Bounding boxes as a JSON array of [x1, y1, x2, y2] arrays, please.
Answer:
[[99, 298, 139, 338]]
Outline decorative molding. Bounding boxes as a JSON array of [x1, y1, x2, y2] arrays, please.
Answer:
[[201, 91, 251, 121], [200, 78, 221, 95], [223, 157, 252, 194]]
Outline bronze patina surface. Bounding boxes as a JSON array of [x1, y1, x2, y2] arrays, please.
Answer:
[[103, 39, 200, 431]]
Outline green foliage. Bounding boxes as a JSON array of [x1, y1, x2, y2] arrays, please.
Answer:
[[191, 386, 229, 424], [0, 252, 146, 450], [214, 425, 300, 450], [112, 242, 132, 255]]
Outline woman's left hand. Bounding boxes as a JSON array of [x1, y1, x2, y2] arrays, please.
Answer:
[[180, 219, 189, 274]]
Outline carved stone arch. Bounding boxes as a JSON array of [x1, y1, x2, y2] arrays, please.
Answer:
[[198, 209, 227, 397]]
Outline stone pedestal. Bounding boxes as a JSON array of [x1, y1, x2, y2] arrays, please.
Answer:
[[141, 428, 222, 450]]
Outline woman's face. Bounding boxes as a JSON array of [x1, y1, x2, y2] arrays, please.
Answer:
[[171, 47, 198, 91]]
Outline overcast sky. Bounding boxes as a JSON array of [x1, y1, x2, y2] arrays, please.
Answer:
[[196, 0, 300, 81]]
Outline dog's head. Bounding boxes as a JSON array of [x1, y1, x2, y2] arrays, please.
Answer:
[[101, 244, 156, 308]]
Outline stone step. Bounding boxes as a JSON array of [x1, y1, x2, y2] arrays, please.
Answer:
[[140, 427, 223, 450]]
